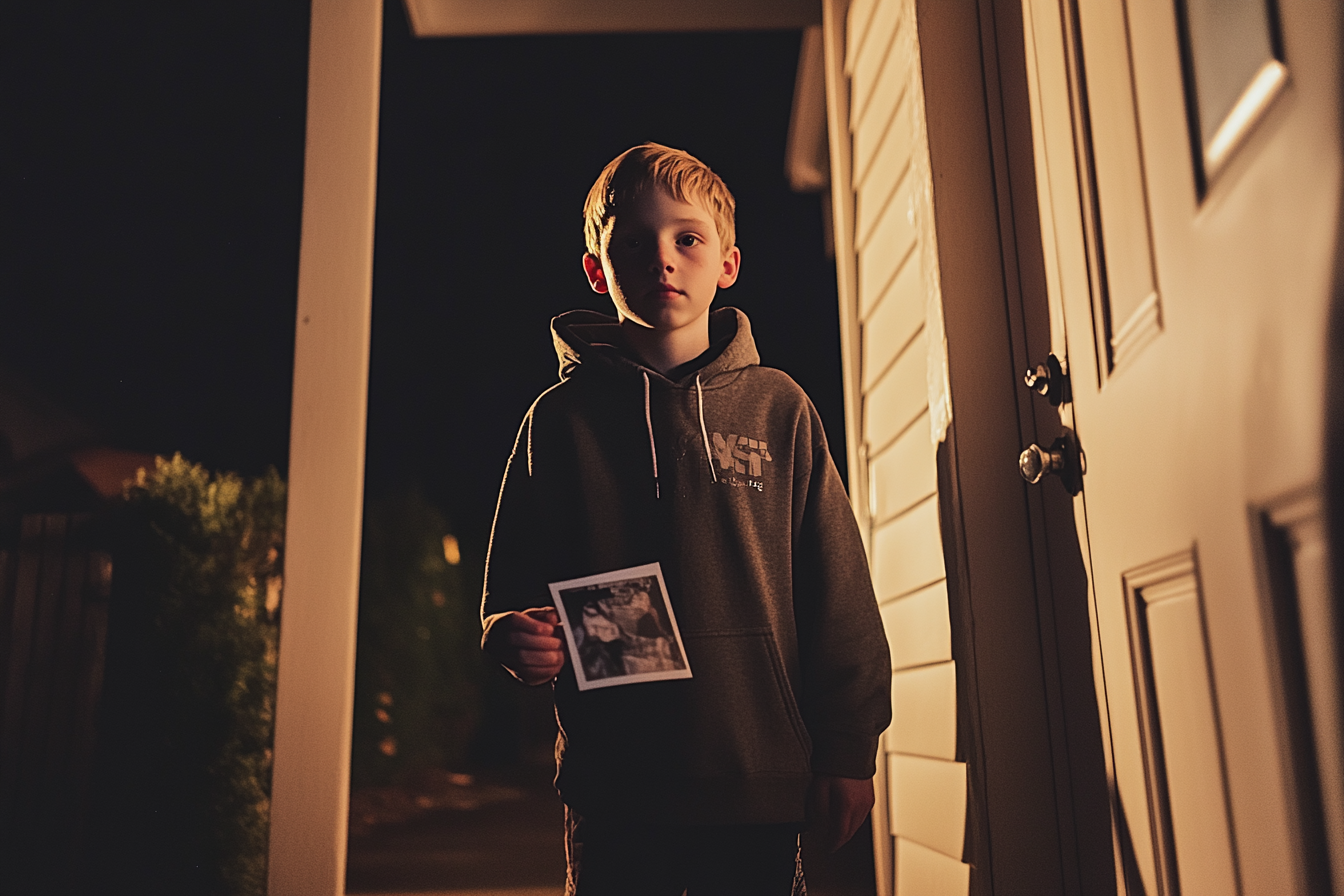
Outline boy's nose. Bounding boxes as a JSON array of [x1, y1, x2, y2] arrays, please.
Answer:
[[650, 242, 675, 271]]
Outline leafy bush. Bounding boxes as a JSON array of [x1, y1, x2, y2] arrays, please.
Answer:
[[351, 489, 481, 788], [89, 454, 283, 896]]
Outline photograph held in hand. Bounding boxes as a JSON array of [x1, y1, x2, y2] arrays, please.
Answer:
[[548, 563, 691, 690]]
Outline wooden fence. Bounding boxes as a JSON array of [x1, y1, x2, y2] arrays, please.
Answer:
[[0, 513, 112, 894]]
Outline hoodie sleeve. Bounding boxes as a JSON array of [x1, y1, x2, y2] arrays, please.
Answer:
[[481, 407, 553, 625], [791, 404, 893, 779]]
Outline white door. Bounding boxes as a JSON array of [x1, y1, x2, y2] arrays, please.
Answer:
[[1019, 1, 1342, 894]]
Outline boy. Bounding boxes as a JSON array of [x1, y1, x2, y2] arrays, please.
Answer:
[[482, 143, 891, 895]]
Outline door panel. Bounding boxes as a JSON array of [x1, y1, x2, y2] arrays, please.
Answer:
[[1020, 0, 1342, 893], [1124, 551, 1238, 896], [1075, 1, 1162, 372]]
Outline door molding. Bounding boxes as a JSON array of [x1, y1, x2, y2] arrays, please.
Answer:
[[917, 0, 1116, 891]]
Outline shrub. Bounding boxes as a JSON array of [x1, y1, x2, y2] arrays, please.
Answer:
[[89, 454, 283, 896]]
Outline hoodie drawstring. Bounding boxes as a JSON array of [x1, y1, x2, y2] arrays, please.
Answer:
[[695, 375, 718, 483], [643, 371, 660, 499], [643, 370, 719, 497]]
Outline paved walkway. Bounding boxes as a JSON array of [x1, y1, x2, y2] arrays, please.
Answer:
[[357, 891, 555, 896], [345, 765, 875, 896], [346, 765, 566, 894]]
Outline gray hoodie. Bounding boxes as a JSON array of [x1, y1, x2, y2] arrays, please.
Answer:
[[482, 307, 891, 824]]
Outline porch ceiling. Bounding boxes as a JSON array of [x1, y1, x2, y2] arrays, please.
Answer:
[[403, 0, 820, 37]]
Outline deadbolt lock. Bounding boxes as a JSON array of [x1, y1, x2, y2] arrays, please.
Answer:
[[1023, 353, 1071, 406], [1018, 429, 1083, 495]]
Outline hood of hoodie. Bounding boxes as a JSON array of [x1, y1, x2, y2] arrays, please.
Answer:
[[551, 306, 759, 387]]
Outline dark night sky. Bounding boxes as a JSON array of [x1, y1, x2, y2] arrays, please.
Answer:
[[3, 2, 846, 561], [2, 2, 308, 475]]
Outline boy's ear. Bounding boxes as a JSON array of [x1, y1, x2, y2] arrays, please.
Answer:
[[582, 253, 609, 294], [718, 245, 742, 289]]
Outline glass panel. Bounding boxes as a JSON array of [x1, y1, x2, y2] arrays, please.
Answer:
[[1181, 0, 1277, 149]]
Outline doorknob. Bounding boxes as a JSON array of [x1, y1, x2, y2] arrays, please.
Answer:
[[1018, 430, 1083, 495], [1023, 353, 1070, 406], [1019, 443, 1063, 483]]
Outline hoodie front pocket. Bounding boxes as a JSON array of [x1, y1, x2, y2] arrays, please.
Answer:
[[679, 629, 811, 777]]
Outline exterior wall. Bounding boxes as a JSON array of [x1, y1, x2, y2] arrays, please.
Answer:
[[823, 0, 969, 892]]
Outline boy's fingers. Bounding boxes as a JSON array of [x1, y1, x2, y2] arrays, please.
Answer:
[[510, 610, 562, 634], [831, 805, 865, 851], [508, 631, 564, 650], [516, 648, 566, 667], [808, 775, 873, 853], [484, 610, 566, 685], [515, 653, 565, 684]]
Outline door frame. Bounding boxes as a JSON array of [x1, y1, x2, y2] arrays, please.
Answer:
[[267, 0, 1165, 892], [266, 2, 382, 894]]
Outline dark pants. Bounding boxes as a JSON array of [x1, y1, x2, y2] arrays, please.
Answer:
[[563, 807, 806, 896]]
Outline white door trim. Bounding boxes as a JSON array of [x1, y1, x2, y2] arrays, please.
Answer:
[[266, 2, 382, 893]]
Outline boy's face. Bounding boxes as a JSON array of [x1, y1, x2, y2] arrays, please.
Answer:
[[583, 186, 740, 336]]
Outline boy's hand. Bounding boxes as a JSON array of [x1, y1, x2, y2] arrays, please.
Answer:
[[807, 774, 875, 853], [482, 607, 566, 685]]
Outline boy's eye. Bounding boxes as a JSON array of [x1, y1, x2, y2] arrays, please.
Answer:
[[677, 235, 700, 247]]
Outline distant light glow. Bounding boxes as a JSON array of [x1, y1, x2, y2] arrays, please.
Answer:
[[266, 575, 283, 614], [442, 534, 461, 565]]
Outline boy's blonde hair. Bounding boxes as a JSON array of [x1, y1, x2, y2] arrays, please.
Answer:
[[583, 142, 736, 258]]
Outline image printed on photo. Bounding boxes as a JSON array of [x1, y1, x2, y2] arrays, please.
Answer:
[[548, 563, 692, 691]]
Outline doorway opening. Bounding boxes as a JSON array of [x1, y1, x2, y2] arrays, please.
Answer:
[[344, 5, 864, 893]]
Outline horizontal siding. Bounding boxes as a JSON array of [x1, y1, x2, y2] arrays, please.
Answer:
[[874, 240, 924, 331], [849, 0, 902, 147], [869, 412, 936, 523], [889, 661, 957, 759], [853, 44, 908, 184], [844, 0, 878, 76], [855, 98, 917, 246], [862, 326, 927, 452], [842, 1, 962, 892], [888, 753, 967, 859], [870, 495, 944, 601], [895, 837, 971, 895], [880, 580, 952, 669], [861, 260, 923, 383], [857, 198, 918, 321]]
